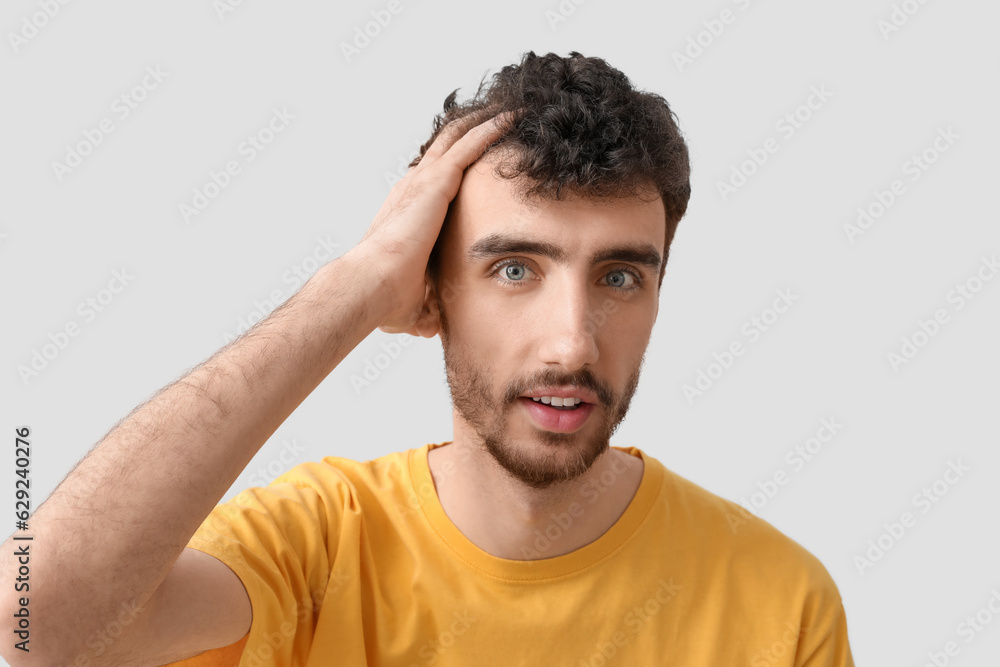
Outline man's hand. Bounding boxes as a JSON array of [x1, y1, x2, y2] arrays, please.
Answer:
[[0, 218, 403, 664], [354, 111, 514, 336], [0, 111, 515, 667]]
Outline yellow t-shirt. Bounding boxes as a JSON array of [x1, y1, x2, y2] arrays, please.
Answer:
[[168, 442, 854, 666]]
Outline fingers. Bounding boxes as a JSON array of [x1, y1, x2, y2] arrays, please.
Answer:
[[420, 109, 514, 169], [442, 111, 516, 172], [422, 107, 498, 162], [420, 113, 489, 163]]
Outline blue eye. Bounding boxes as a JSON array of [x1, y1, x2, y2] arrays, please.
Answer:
[[490, 259, 642, 292], [503, 264, 527, 281], [606, 271, 632, 288], [491, 260, 534, 287]]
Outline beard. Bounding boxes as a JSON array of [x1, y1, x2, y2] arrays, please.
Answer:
[[439, 308, 644, 490]]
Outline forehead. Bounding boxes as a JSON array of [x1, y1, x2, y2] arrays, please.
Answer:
[[447, 157, 666, 249]]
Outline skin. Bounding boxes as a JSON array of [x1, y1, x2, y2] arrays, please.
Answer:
[[0, 113, 518, 665], [418, 155, 666, 560], [0, 111, 667, 662]]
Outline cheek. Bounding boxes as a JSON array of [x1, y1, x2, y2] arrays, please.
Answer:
[[444, 288, 526, 349], [473, 305, 530, 348], [587, 295, 654, 340], [625, 312, 656, 348], [450, 275, 538, 325]]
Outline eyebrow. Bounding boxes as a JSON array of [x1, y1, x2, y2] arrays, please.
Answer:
[[466, 232, 663, 272]]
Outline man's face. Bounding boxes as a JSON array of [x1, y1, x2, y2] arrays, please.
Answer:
[[430, 156, 666, 490]]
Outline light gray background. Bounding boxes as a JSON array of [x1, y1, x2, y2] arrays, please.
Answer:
[[2, 0, 998, 664]]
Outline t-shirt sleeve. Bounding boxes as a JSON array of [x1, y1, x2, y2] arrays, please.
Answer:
[[162, 477, 335, 666], [796, 601, 854, 667], [795, 575, 855, 667]]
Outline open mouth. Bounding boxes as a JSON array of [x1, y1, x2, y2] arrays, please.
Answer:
[[516, 396, 595, 433], [523, 396, 585, 411]]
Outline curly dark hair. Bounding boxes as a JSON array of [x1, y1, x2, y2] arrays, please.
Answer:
[[418, 50, 691, 290]]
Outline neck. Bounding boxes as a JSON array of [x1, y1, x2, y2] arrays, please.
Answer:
[[427, 438, 644, 560]]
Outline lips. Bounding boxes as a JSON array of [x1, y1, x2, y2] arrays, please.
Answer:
[[520, 386, 599, 405], [518, 396, 595, 433]]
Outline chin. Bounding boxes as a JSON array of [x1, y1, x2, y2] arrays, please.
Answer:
[[483, 426, 610, 490]]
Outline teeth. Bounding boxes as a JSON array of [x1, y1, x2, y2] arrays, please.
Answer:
[[530, 396, 582, 405]]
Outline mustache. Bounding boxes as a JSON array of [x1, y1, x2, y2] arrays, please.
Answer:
[[503, 368, 613, 407]]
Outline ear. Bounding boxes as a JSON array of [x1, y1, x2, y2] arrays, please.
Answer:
[[411, 274, 442, 339]]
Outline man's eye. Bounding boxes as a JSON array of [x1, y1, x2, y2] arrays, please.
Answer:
[[492, 262, 641, 291], [503, 264, 527, 280], [606, 271, 632, 288], [605, 269, 641, 291], [492, 260, 533, 286]]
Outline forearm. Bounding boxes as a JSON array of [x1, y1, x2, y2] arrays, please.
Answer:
[[0, 247, 384, 657]]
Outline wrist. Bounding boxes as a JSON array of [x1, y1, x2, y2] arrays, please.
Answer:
[[324, 244, 395, 326]]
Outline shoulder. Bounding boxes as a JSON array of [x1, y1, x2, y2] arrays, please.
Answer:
[[650, 456, 843, 603], [261, 446, 418, 509]]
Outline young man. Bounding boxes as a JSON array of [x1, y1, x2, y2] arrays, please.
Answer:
[[0, 52, 854, 665]]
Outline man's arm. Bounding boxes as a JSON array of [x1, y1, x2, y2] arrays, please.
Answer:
[[0, 110, 514, 666], [0, 248, 383, 665]]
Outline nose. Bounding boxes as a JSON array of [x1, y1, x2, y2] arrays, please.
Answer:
[[536, 280, 600, 372]]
